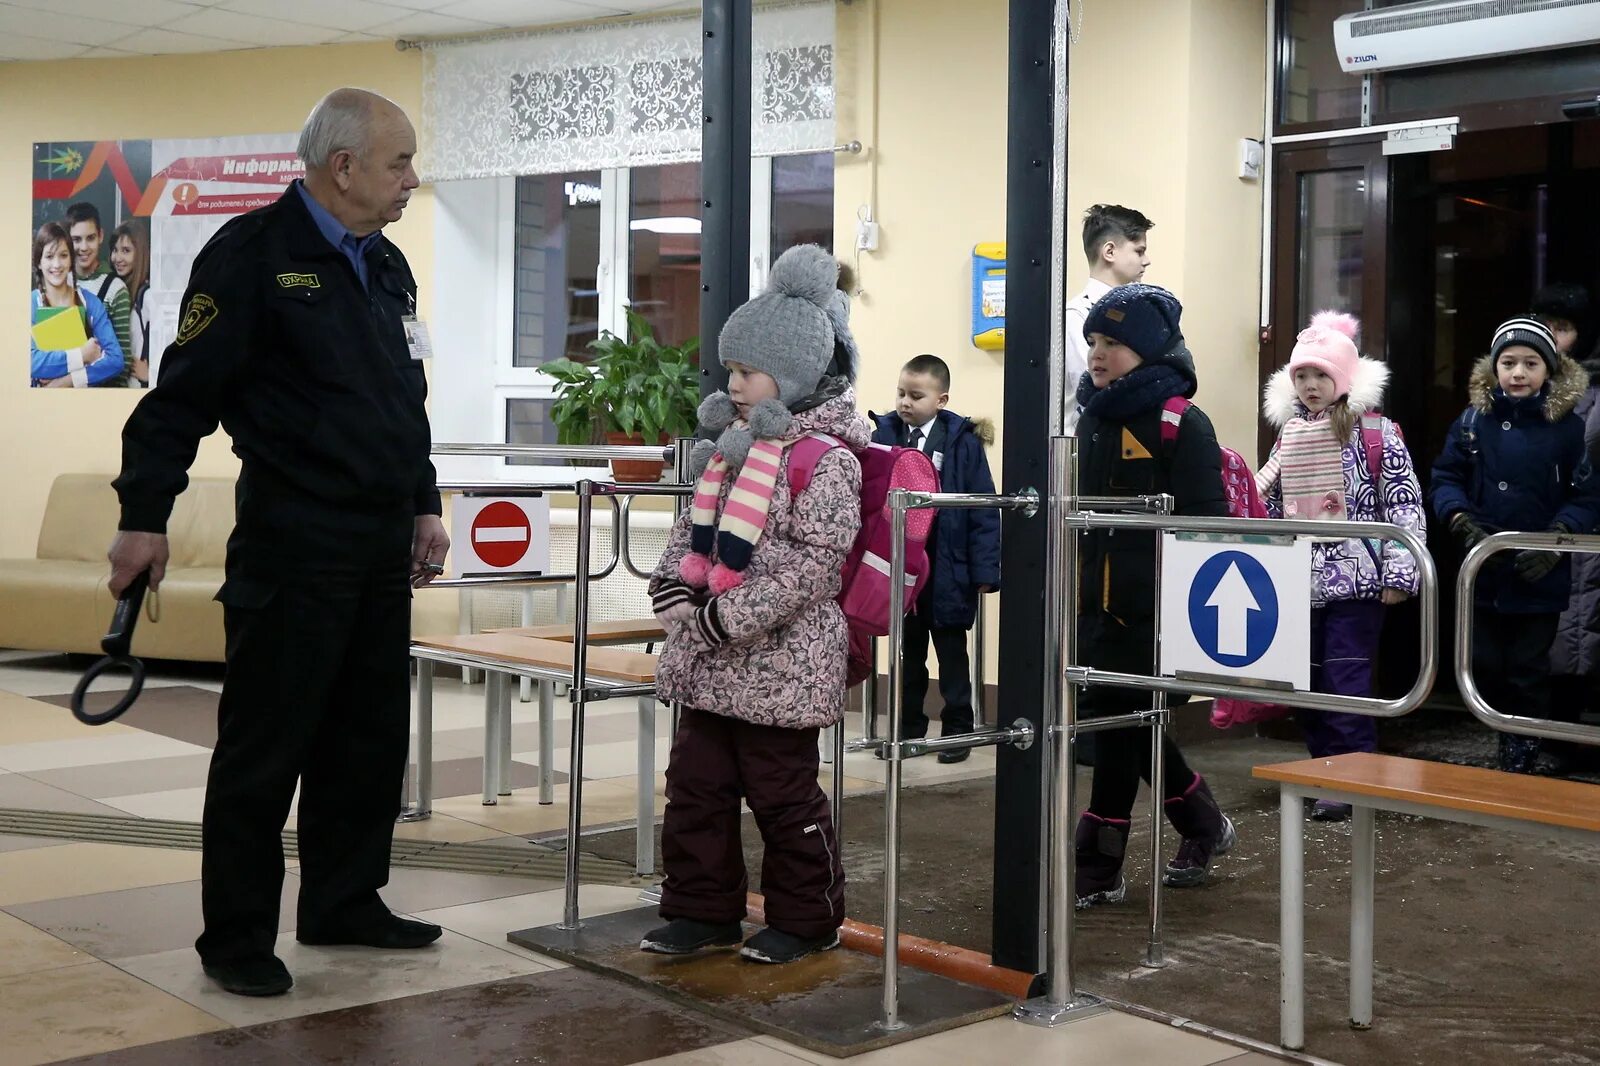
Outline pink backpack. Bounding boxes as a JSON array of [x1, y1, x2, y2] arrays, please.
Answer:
[[788, 434, 941, 687], [1160, 397, 1268, 522], [1160, 398, 1288, 728]]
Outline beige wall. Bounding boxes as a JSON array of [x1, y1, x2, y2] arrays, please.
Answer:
[[2, 4, 1265, 675], [833, 0, 1266, 676], [1058, 0, 1268, 456], [0, 44, 428, 559]]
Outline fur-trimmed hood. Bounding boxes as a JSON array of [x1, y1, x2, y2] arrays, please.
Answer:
[[1467, 354, 1587, 421], [1263, 355, 1389, 427]]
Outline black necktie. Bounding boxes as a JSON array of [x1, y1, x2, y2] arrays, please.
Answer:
[[909, 427, 924, 450]]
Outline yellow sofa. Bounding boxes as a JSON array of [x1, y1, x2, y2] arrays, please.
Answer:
[[0, 474, 458, 663], [0, 475, 233, 662]]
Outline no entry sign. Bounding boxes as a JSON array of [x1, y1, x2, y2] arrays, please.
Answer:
[[473, 502, 531, 567], [449, 496, 552, 577]]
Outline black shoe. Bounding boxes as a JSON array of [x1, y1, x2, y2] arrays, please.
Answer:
[[936, 748, 971, 764], [1499, 733, 1542, 775], [640, 918, 743, 955], [297, 914, 442, 949], [202, 954, 293, 997], [1311, 800, 1352, 822], [739, 926, 841, 964], [1164, 815, 1237, 888], [1075, 812, 1130, 908]]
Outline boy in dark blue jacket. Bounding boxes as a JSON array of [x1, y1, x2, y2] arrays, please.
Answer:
[[871, 354, 1000, 763], [1430, 317, 1600, 773]]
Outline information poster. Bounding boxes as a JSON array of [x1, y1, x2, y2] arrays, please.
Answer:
[[29, 134, 297, 390]]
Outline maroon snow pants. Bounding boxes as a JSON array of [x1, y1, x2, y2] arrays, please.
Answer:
[[659, 707, 845, 939]]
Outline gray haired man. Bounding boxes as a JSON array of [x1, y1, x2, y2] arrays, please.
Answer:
[[108, 88, 448, 997]]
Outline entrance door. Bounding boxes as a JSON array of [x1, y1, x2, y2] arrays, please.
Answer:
[[1264, 142, 1389, 457]]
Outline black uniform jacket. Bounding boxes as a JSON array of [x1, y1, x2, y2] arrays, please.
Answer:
[[1076, 399, 1228, 680], [114, 187, 439, 564]]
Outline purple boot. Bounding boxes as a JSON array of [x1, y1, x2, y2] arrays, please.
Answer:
[[1161, 773, 1236, 888], [1075, 812, 1129, 909]]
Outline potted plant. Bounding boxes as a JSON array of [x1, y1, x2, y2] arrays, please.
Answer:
[[541, 309, 701, 483]]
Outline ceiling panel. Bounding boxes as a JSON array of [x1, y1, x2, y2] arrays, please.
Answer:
[[0, 5, 146, 46], [0, 32, 89, 59], [162, 7, 350, 46], [0, 0, 710, 61], [215, 0, 418, 34], [4, 0, 205, 23], [109, 26, 256, 54], [366, 8, 497, 35], [436, 0, 626, 25]]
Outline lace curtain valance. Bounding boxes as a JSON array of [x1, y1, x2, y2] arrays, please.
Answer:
[[420, 2, 835, 181]]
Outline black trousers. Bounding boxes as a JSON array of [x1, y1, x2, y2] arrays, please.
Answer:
[[1079, 629, 1196, 820], [899, 612, 974, 740], [195, 560, 411, 963], [1472, 608, 1560, 724], [659, 708, 845, 938]]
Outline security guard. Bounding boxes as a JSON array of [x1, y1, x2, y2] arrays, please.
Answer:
[[107, 88, 449, 998]]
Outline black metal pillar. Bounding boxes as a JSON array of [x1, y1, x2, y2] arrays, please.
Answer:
[[991, 0, 1060, 976], [698, 0, 753, 399]]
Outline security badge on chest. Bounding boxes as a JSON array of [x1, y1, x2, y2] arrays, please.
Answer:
[[400, 289, 431, 361]]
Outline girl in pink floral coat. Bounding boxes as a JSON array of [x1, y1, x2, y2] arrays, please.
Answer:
[[642, 245, 868, 965]]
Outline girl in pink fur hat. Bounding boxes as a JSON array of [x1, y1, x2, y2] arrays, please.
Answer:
[[1256, 312, 1427, 820]]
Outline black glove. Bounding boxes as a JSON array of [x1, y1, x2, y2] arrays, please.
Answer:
[[1449, 512, 1490, 553], [1514, 523, 1570, 584]]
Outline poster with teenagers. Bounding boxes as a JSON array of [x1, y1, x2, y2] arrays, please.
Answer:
[[29, 134, 298, 389]]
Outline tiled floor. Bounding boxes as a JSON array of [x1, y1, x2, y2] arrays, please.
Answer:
[[0, 652, 1285, 1066]]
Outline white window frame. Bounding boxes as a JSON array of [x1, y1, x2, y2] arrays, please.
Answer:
[[432, 158, 811, 486]]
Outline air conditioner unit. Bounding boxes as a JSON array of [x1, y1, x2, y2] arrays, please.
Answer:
[[1334, 0, 1600, 74]]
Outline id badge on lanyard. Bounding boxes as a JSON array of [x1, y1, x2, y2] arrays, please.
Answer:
[[401, 291, 432, 360]]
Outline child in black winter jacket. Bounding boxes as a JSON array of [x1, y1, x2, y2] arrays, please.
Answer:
[[1072, 284, 1236, 908], [871, 354, 1000, 761]]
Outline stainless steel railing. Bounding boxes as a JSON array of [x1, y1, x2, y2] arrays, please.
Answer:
[[1455, 531, 1600, 747], [874, 485, 1042, 1031], [1018, 436, 1445, 1029]]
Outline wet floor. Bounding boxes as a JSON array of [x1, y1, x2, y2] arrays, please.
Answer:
[[589, 709, 1600, 1065]]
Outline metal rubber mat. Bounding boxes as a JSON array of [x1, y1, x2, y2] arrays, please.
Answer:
[[0, 807, 642, 885]]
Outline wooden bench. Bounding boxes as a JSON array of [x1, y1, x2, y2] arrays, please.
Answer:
[[409, 626, 662, 876], [1253, 751, 1600, 1051], [493, 619, 667, 644]]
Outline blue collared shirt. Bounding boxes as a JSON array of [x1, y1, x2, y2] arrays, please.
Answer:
[[293, 179, 380, 290]]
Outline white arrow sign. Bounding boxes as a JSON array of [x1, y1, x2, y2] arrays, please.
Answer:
[[1204, 560, 1259, 658]]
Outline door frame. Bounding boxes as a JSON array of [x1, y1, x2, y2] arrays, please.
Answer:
[[1261, 140, 1390, 458]]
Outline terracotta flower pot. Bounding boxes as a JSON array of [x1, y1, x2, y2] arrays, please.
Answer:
[[605, 431, 668, 483]]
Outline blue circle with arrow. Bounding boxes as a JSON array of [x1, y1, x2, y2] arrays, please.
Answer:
[[1187, 550, 1279, 668]]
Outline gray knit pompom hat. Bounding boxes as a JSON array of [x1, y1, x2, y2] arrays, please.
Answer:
[[717, 244, 838, 405]]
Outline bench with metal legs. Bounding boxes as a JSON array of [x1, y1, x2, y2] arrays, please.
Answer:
[[405, 630, 662, 875], [1256, 752, 1600, 1050]]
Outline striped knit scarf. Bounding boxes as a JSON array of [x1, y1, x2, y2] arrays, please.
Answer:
[[679, 437, 791, 596], [1269, 415, 1347, 520]]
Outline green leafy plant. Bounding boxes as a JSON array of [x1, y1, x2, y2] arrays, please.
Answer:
[[540, 309, 701, 445]]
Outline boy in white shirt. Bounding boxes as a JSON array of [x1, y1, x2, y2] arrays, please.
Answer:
[[1058, 204, 1153, 434]]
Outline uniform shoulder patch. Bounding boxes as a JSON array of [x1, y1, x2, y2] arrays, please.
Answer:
[[175, 294, 219, 346], [276, 272, 319, 289]]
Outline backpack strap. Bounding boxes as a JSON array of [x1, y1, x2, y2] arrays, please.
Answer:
[[1359, 412, 1386, 482], [96, 273, 116, 302], [1159, 396, 1190, 446], [786, 433, 845, 495], [1461, 407, 1480, 456]]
